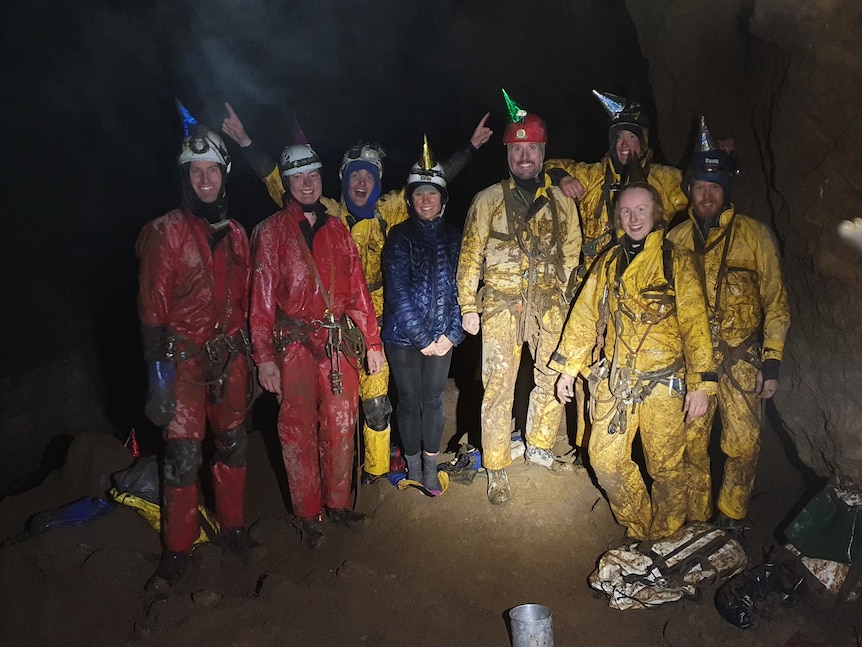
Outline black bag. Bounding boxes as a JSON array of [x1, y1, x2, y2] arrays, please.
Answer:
[[111, 455, 160, 504], [715, 562, 807, 629]]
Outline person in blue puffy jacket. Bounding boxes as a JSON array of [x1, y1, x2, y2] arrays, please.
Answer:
[[381, 137, 465, 494]]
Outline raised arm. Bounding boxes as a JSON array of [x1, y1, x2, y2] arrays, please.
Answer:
[[222, 102, 284, 207], [441, 112, 493, 181]]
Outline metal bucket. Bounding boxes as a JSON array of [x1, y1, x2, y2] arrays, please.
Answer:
[[509, 603, 553, 647]]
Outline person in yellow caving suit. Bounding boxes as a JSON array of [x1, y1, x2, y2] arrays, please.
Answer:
[[667, 117, 790, 533], [457, 91, 582, 505], [545, 91, 689, 460], [552, 182, 716, 541]]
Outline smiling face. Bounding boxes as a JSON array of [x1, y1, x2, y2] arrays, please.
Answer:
[[614, 129, 642, 167], [188, 161, 223, 203], [411, 186, 442, 220], [689, 180, 725, 221], [506, 142, 545, 181], [616, 186, 657, 242], [287, 169, 322, 206], [347, 168, 377, 208]]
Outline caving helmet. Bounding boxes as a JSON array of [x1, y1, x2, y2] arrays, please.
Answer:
[[279, 118, 322, 178], [279, 144, 322, 178], [685, 115, 736, 202], [339, 142, 386, 180], [406, 135, 449, 216], [178, 126, 232, 174], [501, 88, 547, 144], [594, 89, 650, 159]]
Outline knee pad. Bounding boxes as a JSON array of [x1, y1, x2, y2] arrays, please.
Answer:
[[213, 427, 249, 467], [362, 395, 392, 431], [164, 439, 202, 487]]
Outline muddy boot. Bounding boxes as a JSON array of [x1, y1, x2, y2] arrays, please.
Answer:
[[524, 445, 556, 470], [145, 551, 190, 594], [715, 512, 750, 540], [326, 508, 368, 526], [486, 469, 511, 505], [300, 519, 326, 550], [405, 452, 422, 483], [220, 527, 261, 555], [422, 453, 442, 493]]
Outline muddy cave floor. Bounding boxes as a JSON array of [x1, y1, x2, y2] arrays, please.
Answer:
[[0, 380, 859, 647]]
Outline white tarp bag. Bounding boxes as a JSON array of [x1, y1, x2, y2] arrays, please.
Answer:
[[589, 522, 749, 610]]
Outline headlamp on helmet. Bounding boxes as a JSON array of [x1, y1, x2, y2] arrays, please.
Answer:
[[178, 125, 231, 173], [501, 88, 548, 144], [685, 116, 737, 199], [340, 142, 386, 179], [406, 136, 449, 212]]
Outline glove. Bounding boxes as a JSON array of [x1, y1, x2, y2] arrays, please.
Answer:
[[145, 360, 176, 427], [760, 358, 780, 381]]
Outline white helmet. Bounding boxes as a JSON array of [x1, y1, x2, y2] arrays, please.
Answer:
[[279, 144, 322, 177], [406, 136, 448, 207], [339, 142, 385, 179], [406, 162, 449, 209], [407, 161, 446, 190], [178, 127, 231, 173]]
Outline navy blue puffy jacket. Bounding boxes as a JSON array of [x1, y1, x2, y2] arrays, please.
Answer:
[[381, 214, 465, 349]]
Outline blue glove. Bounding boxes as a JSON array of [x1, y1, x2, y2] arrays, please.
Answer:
[[145, 360, 176, 427]]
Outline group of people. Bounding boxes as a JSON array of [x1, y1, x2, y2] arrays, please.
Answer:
[[137, 101, 491, 591], [136, 89, 789, 593]]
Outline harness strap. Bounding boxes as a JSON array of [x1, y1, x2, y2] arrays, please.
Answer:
[[646, 530, 731, 586], [168, 329, 250, 364], [589, 164, 618, 259], [273, 313, 320, 350], [716, 333, 762, 420], [168, 329, 253, 407]]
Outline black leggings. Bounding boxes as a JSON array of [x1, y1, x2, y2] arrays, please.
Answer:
[[385, 343, 452, 456]]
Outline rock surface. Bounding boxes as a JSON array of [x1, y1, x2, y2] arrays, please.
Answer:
[[628, 0, 862, 486]]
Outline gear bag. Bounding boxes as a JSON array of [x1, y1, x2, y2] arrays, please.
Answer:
[[111, 454, 160, 504], [589, 522, 749, 610], [714, 561, 807, 629], [438, 443, 482, 485]]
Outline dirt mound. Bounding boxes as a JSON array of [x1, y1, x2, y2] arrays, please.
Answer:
[[0, 385, 857, 646]]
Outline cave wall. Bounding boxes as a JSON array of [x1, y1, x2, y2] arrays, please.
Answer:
[[627, 0, 862, 485]]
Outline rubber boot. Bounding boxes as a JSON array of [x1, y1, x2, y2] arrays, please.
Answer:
[[422, 453, 442, 493], [715, 512, 749, 540], [163, 484, 200, 553], [405, 452, 422, 483], [487, 469, 512, 505], [326, 508, 368, 526], [212, 462, 247, 531], [146, 551, 190, 594], [363, 423, 391, 481], [300, 518, 326, 550]]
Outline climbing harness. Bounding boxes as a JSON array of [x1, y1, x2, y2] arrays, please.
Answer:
[[588, 239, 684, 435]]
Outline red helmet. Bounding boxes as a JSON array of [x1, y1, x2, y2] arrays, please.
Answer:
[[503, 113, 547, 144]]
